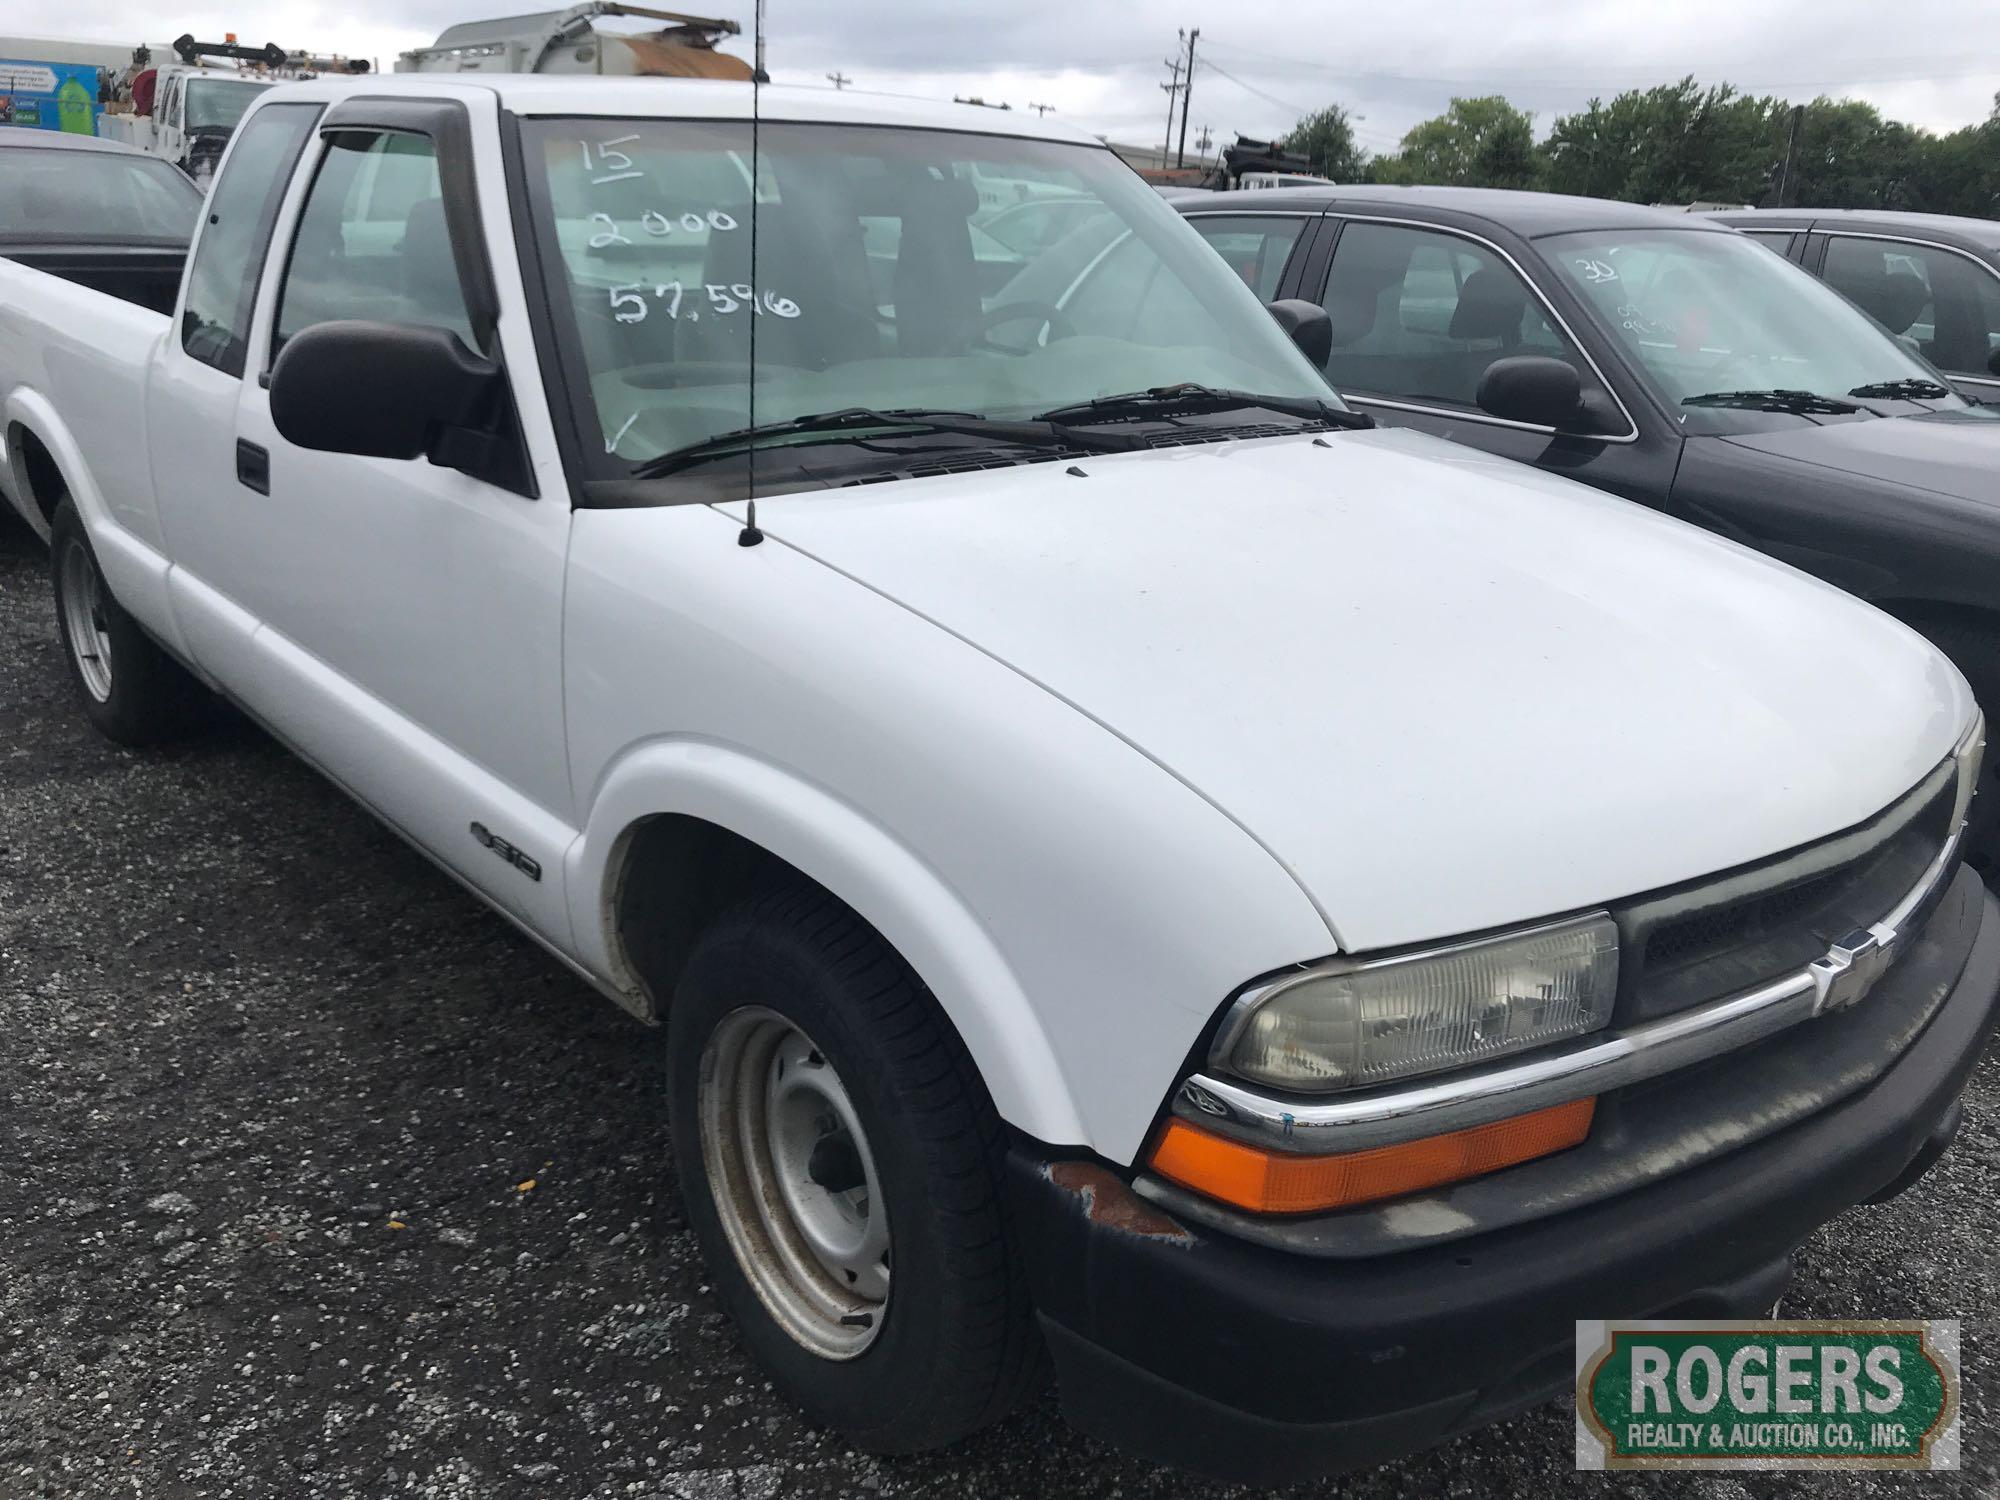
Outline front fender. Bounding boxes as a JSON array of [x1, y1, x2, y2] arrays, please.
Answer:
[[567, 735, 1093, 1151]]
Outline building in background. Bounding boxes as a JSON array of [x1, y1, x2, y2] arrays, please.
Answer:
[[0, 35, 137, 133]]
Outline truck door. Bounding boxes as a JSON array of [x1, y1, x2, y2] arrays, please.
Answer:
[[216, 97, 575, 935], [149, 98, 321, 659], [158, 74, 186, 170]]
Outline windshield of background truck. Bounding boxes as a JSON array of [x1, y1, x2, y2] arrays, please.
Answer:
[[185, 78, 270, 131], [0, 146, 201, 244], [519, 118, 1339, 474], [1545, 228, 1969, 428]]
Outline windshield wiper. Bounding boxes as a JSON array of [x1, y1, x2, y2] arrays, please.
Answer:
[[1847, 378, 1954, 401], [1681, 389, 1867, 416], [1037, 383, 1372, 429], [628, 406, 1140, 480]]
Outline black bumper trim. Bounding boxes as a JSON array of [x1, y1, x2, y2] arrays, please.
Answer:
[[1008, 875, 2000, 1482]]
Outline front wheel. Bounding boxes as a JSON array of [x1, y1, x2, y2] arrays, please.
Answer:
[[666, 887, 1040, 1451], [49, 496, 203, 746]]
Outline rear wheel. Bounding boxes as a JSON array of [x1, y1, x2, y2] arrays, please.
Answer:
[[666, 886, 1040, 1451], [49, 496, 203, 746]]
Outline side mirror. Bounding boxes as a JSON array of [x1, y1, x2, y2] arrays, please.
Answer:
[[1477, 354, 1609, 434], [1987, 348, 2000, 378], [1267, 298, 1333, 367], [270, 320, 502, 464]]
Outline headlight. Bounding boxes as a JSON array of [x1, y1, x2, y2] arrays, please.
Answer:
[[1216, 914, 1619, 1092], [1951, 708, 1985, 836]]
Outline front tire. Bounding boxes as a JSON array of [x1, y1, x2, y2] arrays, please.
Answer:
[[666, 887, 1040, 1452], [49, 496, 203, 746]]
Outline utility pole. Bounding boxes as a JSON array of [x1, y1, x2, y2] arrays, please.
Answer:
[[1776, 102, 1805, 207], [1177, 27, 1199, 168], [1160, 53, 1184, 164], [1029, 101, 1055, 118], [825, 70, 850, 90]]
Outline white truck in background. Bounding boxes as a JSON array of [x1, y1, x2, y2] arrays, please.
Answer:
[[1, 73, 1995, 1485], [394, 3, 751, 79], [96, 36, 368, 182]]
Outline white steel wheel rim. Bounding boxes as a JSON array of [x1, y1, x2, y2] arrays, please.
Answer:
[[698, 1006, 890, 1359], [59, 541, 113, 703]]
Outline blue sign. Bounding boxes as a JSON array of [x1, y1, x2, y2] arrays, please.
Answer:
[[0, 59, 102, 134]]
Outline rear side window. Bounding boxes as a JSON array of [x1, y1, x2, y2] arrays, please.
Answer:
[[1186, 214, 1309, 301], [180, 102, 320, 377], [271, 130, 475, 360]]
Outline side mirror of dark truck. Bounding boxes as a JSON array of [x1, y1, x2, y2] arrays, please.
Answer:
[[1988, 347, 2000, 378], [1477, 354, 1619, 437], [269, 321, 533, 495], [1266, 299, 1333, 367]]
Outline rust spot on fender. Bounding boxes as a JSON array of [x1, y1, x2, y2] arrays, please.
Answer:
[[1047, 1162, 1193, 1244]]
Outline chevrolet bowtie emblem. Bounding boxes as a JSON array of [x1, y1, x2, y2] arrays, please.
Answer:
[[1810, 926, 1895, 1015]]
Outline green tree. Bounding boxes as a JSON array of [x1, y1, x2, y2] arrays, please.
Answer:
[[1370, 96, 1540, 188], [1542, 78, 1779, 205], [1779, 98, 1929, 209], [1285, 103, 1367, 182], [1900, 93, 1999, 216]]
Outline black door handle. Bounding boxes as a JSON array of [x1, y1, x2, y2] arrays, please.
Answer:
[[235, 440, 270, 495]]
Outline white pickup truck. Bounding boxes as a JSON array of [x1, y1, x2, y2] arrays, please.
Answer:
[[3, 76, 1996, 1483]]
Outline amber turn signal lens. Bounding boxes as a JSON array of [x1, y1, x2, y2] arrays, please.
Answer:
[[1148, 1097, 1596, 1215]]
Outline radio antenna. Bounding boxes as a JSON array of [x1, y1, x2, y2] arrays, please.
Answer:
[[738, 0, 768, 547]]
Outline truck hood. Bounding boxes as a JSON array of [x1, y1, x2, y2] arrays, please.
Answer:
[[1716, 407, 2000, 501], [741, 428, 1970, 951]]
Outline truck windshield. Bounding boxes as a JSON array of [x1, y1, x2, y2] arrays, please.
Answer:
[[0, 145, 201, 244], [185, 79, 270, 131], [1543, 228, 1969, 426], [517, 118, 1340, 475]]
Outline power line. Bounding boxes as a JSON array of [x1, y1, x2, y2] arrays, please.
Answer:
[[1197, 56, 1312, 117]]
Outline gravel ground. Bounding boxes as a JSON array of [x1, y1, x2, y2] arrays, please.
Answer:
[[1, 506, 1994, 1500]]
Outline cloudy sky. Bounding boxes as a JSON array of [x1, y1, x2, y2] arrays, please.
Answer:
[[9, 0, 1998, 157]]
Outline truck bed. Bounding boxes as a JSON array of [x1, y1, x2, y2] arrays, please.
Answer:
[[0, 257, 172, 550], [0, 246, 186, 317]]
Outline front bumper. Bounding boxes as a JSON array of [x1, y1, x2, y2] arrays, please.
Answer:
[[1008, 870, 2000, 1484]]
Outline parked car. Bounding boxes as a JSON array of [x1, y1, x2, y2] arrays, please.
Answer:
[[1171, 186, 2000, 827], [4, 78, 1997, 1484], [0, 130, 201, 315], [1706, 208, 2000, 403]]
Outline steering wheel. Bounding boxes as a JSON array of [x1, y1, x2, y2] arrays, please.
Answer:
[[970, 300, 1076, 354]]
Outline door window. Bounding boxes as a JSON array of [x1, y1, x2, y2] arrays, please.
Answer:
[[272, 131, 476, 360], [179, 102, 320, 377], [1823, 236, 2000, 379], [1742, 230, 1797, 257], [1318, 221, 1584, 408], [1185, 215, 1309, 301]]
